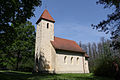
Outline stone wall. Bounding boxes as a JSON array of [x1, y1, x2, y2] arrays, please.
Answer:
[[35, 19, 54, 72]]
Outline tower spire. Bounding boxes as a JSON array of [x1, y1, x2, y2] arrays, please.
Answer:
[[36, 9, 55, 24]]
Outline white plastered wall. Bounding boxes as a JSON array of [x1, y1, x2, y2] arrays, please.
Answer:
[[84, 59, 89, 73], [55, 51, 86, 73]]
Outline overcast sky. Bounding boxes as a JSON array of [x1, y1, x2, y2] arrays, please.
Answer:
[[29, 0, 113, 44]]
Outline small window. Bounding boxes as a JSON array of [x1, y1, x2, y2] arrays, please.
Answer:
[[64, 56, 67, 64], [77, 57, 79, 64], [71, 57, 73, 64], [47, 23, 49, 28]]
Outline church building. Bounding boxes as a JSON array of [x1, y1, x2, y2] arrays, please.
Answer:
[[35, 9, 89, 73]]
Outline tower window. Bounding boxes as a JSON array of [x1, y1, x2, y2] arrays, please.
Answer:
[[47, 23, 49, 29]]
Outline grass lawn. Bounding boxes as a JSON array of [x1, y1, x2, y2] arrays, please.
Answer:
[[0, 70, 114, 80]]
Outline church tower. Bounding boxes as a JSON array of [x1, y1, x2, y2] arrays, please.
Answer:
[[35, 9, 55, 72]]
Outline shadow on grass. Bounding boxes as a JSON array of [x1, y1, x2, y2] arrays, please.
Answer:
[[0, 71, 114, 80], [0, 71, 58, 80], [72, 76, 113, 80], [0, 71, 32, 80]]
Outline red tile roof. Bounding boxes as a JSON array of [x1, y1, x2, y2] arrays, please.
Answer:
[[51, 37, 85, 53], [36, 9, 55, 24], [85, 54, 89, 58]]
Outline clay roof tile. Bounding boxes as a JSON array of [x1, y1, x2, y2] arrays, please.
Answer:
[[51, 37, 85, 53], [85, 54, 89, 58], [36, 9, 55, 24]]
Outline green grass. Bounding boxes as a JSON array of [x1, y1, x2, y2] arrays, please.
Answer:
[[0, 70, 114, 80]]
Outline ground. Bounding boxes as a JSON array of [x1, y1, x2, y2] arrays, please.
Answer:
[[0, 70, 114, 80]]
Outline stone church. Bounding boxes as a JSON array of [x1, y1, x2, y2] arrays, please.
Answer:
[[34, 9, 89, 73]]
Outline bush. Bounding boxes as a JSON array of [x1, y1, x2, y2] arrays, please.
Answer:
[[94, 55, 120, 77]]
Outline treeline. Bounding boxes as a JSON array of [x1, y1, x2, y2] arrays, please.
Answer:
[[80, 37, 120, 77], [0, 21, 35, 72], [0, 0, 42, 72]]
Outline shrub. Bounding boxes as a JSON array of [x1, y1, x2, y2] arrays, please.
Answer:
[[94, 54, 120, 77]]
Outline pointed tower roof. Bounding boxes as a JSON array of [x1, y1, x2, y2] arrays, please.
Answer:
[[36, 9, 55, 24]]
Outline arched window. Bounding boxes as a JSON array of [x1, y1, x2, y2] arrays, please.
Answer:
[[64, 56, 67, 64], [71, 57, 73, 64], [77, 57, 79, 64]]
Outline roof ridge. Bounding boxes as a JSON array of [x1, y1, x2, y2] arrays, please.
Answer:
[[54, 36, 76, 42]]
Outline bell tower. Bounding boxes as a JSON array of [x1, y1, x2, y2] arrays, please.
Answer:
[[35, 9, 55, 72]]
